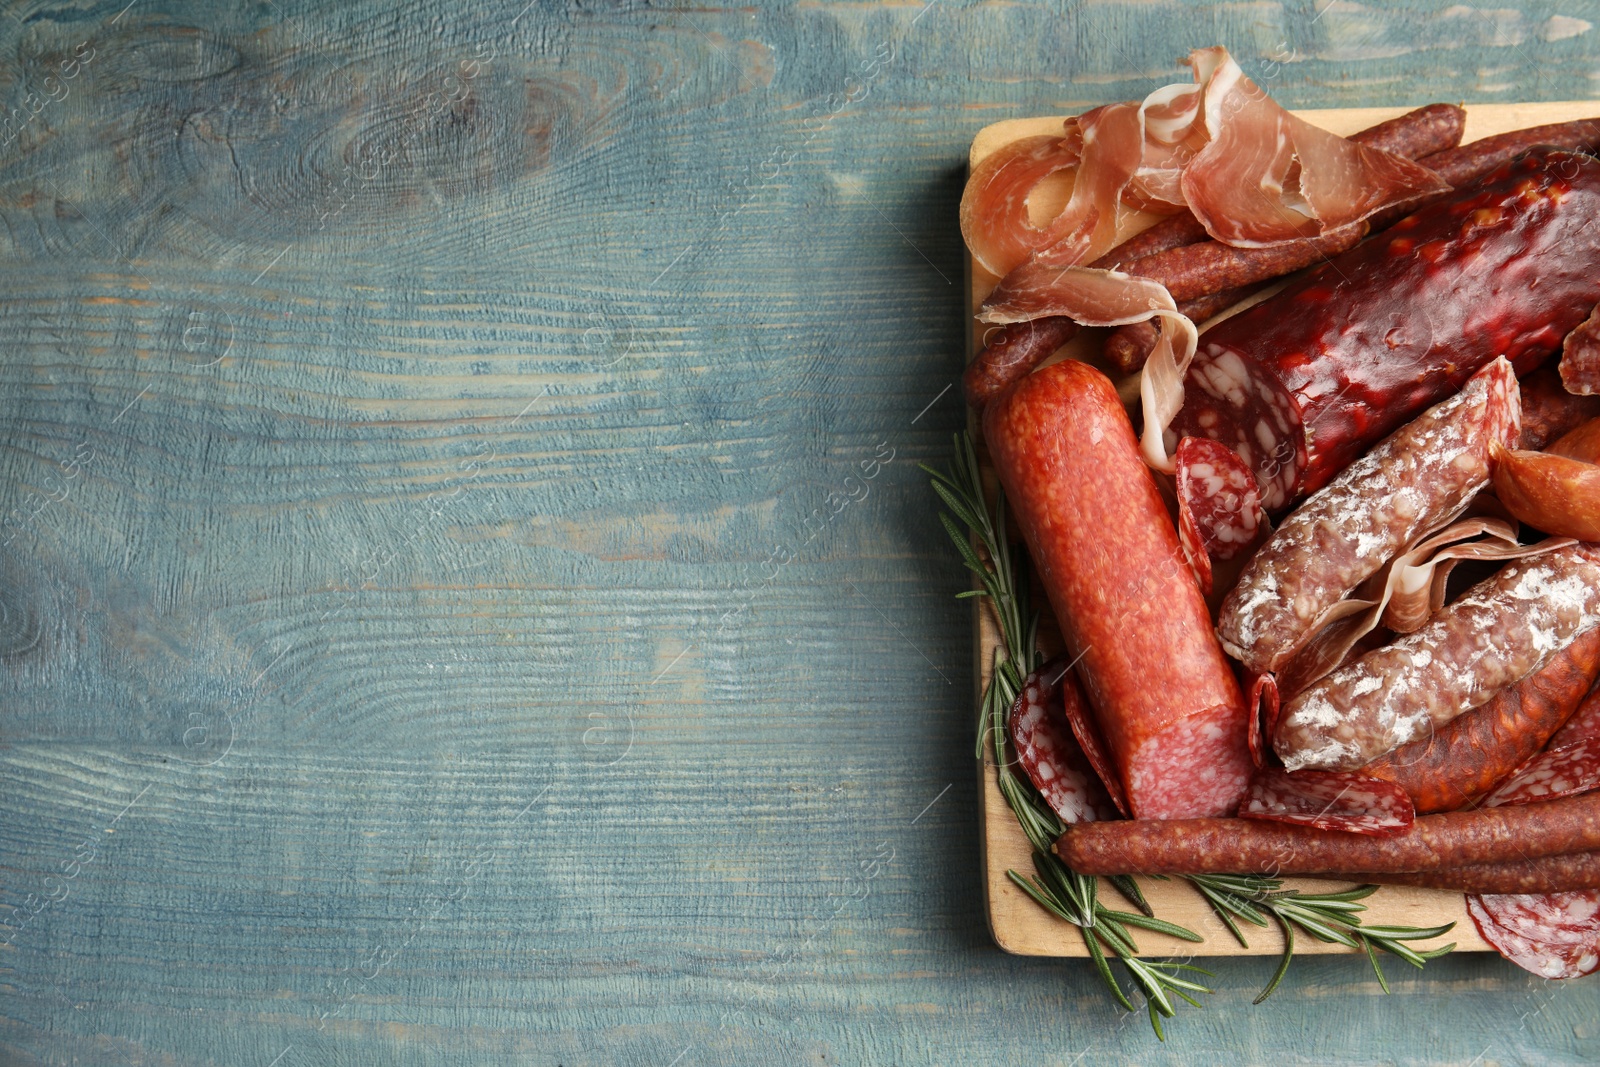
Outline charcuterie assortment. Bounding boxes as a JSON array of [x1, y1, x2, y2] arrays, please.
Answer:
[[934, 47, 1600, 1032]]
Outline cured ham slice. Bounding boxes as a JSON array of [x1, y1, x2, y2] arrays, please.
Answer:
[[1179, 48, 1447, 247], [960, 134, 1081, 277], [959, 46, 1447, 282]]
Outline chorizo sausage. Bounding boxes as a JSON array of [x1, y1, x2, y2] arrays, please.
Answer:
[[1217, 357, 1520, 675], [1054, 790, 1600, 876], [1168, 149, 1600, 512], [964, 316, 1079, 410], [1361, 626, 1600, 813], [1358, 852, 1600, 894], [1275, 544, 1600, 772], [983, 359, 1252, 818], [1493, 446, 1600, 542]]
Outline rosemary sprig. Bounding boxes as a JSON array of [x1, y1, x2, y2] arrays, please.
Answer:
[[927, 430, 1457, 1034]]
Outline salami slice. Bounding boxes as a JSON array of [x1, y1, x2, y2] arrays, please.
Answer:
[[1169, 149, 1600, 512], [1484, 738, 1600, 809], [1055, 658, 1132, 818], [1175, 437, 1267, 597], [1218, 357, 1519, 676], [1560, 303, 1600, 396], [1467, 891, 1600, 979], [1550, 685, 1600, 749], [1275, 543, 1600, 772], [1239, 766, 1415, 836], [1008, 662, 1121, 824], [984, 359, 1252, 818], [1244, 670, 1280, 770]]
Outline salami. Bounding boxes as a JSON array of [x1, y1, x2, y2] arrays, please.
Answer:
[[1467, 892, 1600, 979], [1521, 367, 1600, 451], [983, 359, 1252, 818], [1559, 304, 1600, 396], [1239, 766, 1415, 836], [964, 317, 1079, 410], [1493, 446, 1600, 541], [1484, 738, 1600, 809], [1275, 543, 1600, 772], [1009, 661, 1121, 824], [1056, 656, 1131, 817], [1360, 852, 1600, 895], [1218, 358, 1519, 676], [1361, 627, 1600, 813], [1167, 149, 1600, 512], [1175, 436, 1267, 596], [1053, 790, 1600, 876], [1244, 670, 1280, 770]]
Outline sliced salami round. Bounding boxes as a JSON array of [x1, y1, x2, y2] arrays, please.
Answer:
[[1484, 738, 1600, 809], [1467, 891, 1600, 979], [1052, 658, 1132, 819], [1171, 435, 1267, 601], [1238, 766, 1415, 835], [1008, 662, 1121, 824], [1244, 670, 1280, 771]]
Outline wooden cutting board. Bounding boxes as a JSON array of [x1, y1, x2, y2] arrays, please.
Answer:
[[970, 100, 1600, 958]]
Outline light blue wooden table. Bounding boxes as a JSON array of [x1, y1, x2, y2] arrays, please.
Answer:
[[3, 2, 1599, 1063]]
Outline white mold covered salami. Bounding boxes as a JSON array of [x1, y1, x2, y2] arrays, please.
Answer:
[[1218, 357, 1520, 676], [1275, 542, 1600, 771]]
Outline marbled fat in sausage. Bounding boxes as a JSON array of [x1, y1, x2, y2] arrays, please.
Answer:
[[1169, 149, 1600, 512], [983, 359, 1252, 818]]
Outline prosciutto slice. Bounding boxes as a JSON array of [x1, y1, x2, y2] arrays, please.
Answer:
[[960, 46, 1448, 281], [960, 133, 1081, 277], [1179, 48, 1447, 247]]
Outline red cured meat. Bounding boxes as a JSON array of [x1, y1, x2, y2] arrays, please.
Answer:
[[983, 359, 1252, 818], [1550, 685, 1600, 749], [1170, 149, 1600, 512], [1179, 50, 1446, 247], [1008, 662, 1121, 824], [1218, 357, 1521, 676], [1056, 658, 1132, 818], [1239, 766, 1415, 836], [960, 134, 1081, 277], [1560, 303, 1600, 396], [1244, 670, 1280, 771], [1175, 436, 1266, 564], [1485, 738, 1600, 809], [1362, 626, 1600, 814], [1467, 891, 1600, 979]]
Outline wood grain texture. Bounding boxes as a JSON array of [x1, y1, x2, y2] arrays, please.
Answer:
[[2, 3, 1599, 1064]]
